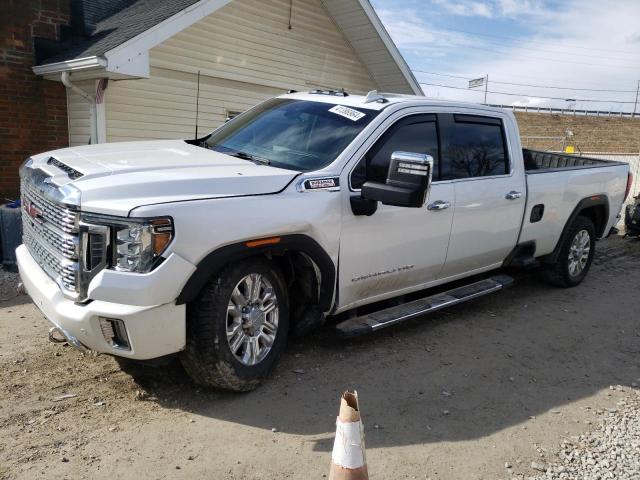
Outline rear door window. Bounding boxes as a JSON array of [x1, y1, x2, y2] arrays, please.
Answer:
[[439, 114, 509, 180]]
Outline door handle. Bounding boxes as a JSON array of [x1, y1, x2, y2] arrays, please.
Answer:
[[505, 191, 523, 200], [427, 200, 451, 211]]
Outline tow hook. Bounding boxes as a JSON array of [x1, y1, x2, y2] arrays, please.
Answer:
[[16, 282, 25, 295], [49, 327, 67, 344], [47, 326, 91, 354]]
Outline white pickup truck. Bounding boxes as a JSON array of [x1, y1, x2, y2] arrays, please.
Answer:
[[17, 91, 633, 391]]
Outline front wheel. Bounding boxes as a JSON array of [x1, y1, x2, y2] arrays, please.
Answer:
[[540, 216, 596, 287], [180, 258, 289, 391]]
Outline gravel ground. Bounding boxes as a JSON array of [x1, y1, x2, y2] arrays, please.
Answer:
[[527, 386, 640, 480], [0, 268, 20, 302]]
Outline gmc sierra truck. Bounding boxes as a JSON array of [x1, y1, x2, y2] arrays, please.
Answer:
[[17, 91, 633, 391]]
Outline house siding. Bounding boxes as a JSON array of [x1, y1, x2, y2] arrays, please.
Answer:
[[105, 0, 377, 142], [323, 0, 418, 94], [67, 81, 93, 146]]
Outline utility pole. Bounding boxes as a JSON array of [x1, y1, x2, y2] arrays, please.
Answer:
[[633, 80, 639, 118], [484, 74, 489, 104]]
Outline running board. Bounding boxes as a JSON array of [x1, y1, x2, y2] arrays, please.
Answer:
[[335, 275, 514, 338]]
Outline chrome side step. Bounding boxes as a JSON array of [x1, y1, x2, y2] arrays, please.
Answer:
[[335, 275, 514, 337]]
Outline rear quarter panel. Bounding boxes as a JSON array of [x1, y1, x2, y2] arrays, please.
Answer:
[[520, 164, 629, 256]]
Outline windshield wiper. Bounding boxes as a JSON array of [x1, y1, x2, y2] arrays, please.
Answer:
[[207, 143, 272, 165], [228, 150, 271, 166]]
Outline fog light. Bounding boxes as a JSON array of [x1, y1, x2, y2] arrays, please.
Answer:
[[99, 317, 131, 350]]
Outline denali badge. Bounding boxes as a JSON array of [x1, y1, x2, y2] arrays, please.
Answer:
[[304, 177, 340, 190]]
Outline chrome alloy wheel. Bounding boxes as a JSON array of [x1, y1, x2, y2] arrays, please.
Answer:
[[226, 273, 279, 366], [568, 229, 591, 277]]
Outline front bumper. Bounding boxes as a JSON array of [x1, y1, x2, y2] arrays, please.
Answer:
[[16, 244, 186, 360]]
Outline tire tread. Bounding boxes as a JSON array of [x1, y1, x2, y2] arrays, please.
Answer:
[[180, 259, 288, 391], [540, 215, 595, 288]]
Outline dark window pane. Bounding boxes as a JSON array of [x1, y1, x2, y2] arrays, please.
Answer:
[[441, 121, 508, 179], [351, 118, 438, 189], [206, 99, 380, 172]]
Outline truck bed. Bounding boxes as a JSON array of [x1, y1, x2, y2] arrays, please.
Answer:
[[523, 149, 626, 172], [519, 150, 630, 257]]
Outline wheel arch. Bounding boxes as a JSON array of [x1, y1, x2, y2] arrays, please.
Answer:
[[543, 195, 609, 264], [176, 235, 336, 313]]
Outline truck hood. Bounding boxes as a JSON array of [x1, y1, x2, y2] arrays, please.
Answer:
[[29, 140, 300, 216]]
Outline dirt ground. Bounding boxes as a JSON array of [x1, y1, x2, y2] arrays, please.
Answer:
[[1, 236, 639, 480]]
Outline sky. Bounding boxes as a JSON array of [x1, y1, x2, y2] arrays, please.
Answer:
[[370, 0, 640, 113]]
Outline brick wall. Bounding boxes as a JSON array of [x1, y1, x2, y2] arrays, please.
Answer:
[[515, 112, 640, 154], [0, 0, 70, 199]]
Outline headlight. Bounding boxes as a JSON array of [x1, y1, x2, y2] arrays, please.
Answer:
[[81, 214, 173, 273]]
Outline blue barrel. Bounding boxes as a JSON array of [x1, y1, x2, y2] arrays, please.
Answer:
[[1, 202, 22, 271]]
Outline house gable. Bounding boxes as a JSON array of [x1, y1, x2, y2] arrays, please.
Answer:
[[152, 0, 377, 93], [33, 0, 420, 96], [104, 0, 379, 142]]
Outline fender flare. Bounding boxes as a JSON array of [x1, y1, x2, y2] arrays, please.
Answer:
[[545, 195, 609, 264], [175, 234, 336, 311]]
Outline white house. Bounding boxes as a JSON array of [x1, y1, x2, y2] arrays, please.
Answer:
[[33, 0, 422, 146]]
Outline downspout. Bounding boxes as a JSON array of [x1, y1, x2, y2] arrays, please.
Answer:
[[61, 71, 97, 144]]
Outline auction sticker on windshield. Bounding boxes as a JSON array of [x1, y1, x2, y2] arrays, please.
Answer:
[[329, 105, 366, 122]]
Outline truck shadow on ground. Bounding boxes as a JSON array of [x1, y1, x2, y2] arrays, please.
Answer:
[[135, 241, 640, 451], [0, 293, 31, 308]]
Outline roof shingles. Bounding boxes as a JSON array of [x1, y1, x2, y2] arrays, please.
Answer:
[[40, 0, 201, 65]]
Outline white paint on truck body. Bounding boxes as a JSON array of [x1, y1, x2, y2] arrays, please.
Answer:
[[17, 93, 630, 359]]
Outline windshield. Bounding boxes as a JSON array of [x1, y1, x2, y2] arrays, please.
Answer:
[[205, 99, 380, 171]]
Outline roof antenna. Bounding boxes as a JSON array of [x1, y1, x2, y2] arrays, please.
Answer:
[[194, 70, 201, 139], [364, 90, 388, 104]]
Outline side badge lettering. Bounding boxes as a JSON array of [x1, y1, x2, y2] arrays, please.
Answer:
[[304, 177, 340, 190]]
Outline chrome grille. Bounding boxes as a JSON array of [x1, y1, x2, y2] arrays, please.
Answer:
[[22, 214, 78, 259], [21, 180, 80, 294], [22, 181, 78, 234], [23, 229, 78, 291]]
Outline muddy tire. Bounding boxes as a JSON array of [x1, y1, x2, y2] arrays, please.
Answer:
[[540, 216, 596, 288], [179, 258, 289, 391]]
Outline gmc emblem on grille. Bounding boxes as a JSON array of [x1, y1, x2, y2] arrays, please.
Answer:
[[24, 199, 44, 224]]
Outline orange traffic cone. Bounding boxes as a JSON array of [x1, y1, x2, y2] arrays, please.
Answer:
[[329, 391, 369, 480]]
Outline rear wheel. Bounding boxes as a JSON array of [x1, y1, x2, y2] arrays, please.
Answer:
[[180, 258, 289, 391], [540, 216, 596, 287]]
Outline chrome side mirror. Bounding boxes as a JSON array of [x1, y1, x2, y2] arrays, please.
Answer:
[[389, 151, 432, 177], [361, 151, 434, 208]]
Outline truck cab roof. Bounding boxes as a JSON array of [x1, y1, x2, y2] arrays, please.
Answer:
[[279, 90, 508, 115]]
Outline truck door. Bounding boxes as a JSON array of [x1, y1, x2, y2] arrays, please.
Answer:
[[438, 113, 526, 278], [338, 113, 455, 310]]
